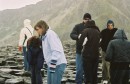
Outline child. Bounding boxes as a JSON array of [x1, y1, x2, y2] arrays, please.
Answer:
[[27, 36, 44, 84]]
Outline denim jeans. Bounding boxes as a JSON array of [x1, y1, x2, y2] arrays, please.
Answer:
[[47, 63, 66, 84], [75, 53, 84, 84], [31, 65, 43, 84], [23, 47, 30, 71]]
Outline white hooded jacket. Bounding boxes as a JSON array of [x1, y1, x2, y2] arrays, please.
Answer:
[[19, 19, 34, 47]]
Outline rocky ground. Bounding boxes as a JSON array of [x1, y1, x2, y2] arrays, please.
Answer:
[[0, 44, 109, 84]]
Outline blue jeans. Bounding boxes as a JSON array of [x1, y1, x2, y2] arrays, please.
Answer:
[[31, 65, 42, 84], [47, 63, 66, 84], [23, 47, 30, 71], [76, 53, 84, 84]]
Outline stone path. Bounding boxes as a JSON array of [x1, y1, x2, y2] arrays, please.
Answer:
[[0, 44, 107, 84]]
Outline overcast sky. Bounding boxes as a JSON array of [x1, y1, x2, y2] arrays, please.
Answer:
[[0, 0, 42, 11]]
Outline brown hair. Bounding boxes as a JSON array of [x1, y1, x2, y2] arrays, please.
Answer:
[[34, 20, 49, 30], [27, 36, 41, 48]]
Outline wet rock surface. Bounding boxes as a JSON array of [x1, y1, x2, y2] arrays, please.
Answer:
[[0, 44, 124, 84]]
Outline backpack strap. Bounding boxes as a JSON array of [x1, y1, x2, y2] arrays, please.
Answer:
[[26, 27, 33, 36], [23, 34, 27, 45], [23, 27, 33, 45]]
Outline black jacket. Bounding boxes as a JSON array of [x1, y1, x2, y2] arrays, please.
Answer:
[[27, 46, 44, 69], [100, 28, 117, 52], [70, 22, 87, 54], [106, 29, 130, 63], [79, 27, 100, 61]]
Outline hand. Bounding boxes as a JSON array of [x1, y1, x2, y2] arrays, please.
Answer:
[[49, 60, 57, 73], [78, 34, 81, 39], [18, 46, 22, 52]]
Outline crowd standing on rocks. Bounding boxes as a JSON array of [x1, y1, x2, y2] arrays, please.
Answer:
[[0, 13, 130, 84]]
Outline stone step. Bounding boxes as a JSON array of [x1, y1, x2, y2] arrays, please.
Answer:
[[6, 61, 18, 66], [0, 77, 6, 84], [0, 58, 6, 66], [5, 78, 24, 84], [0, 45, 130, 83]]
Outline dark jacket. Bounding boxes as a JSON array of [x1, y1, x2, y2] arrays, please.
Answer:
[[106, 29, 130, 63], [79, 26, 100, 61], [27, 46, 44, 69], [70, 22, 87, 54], [100, 28, 117, 52]]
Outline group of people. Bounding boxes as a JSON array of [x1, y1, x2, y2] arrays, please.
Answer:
[[70, 13, 130, 84], [18, 12, 130, 84], [19, 19, 67, 84]]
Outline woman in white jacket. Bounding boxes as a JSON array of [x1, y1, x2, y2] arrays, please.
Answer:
[[34, 20, 67, 84], [19, 19, 34, 71]]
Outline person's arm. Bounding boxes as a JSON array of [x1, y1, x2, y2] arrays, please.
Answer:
[[18, 29, 25, 51], [105, 41, 114, 62], [47, 31, 64, 72], [99, 30, 103, 47], [27, 46, 32, 65], [70, 25, 79, 40], [48, 31, 63, 62]]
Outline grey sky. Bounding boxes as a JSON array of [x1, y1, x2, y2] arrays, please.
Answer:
[[0, 0, 42, 11]]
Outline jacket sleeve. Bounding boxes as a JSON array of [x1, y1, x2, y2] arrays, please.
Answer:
[[48, 31, 63, 62], [19, 29, 25, 46], [99, 30, 103, 47], [37, 49, 44, 69], [70, 25, 79, 40], [105, 41, 114, 62], [27, 46, 32, 65]]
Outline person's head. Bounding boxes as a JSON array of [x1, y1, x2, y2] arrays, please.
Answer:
[[107, 20, 114, 30], [24, 19, 31, 27], [27, 36, 41, 48], [113, 29, 127, 40], [34, 20, 49, 36], [86, 20, 96, 27], [83, 13, 91, 23], [85, 20, 100, 32]]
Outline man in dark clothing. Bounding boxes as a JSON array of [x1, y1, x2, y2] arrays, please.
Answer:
[[79, 20, 100, 84], [70, 13, 91, 84], [106, 29, 130, 84], [100, 20, 117, 84]]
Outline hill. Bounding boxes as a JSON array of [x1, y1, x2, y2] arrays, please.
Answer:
[[0, 0, 130, 46]]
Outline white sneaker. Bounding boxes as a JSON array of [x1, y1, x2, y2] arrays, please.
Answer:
[[103, 80, 108, 84]]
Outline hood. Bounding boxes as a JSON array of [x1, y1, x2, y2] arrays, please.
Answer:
[[113, 29, 127, 40], [24, 19, 32, 28]]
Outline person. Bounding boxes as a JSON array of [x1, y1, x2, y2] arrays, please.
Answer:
[[100, 20, 117, 83], [27, 36, 44, 84], [34, 20, 67, 84], [18, 19, 34, 71], [106, 29, 130, 84], [79, 20, 100, 84], [70, 13, 91, 84]]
